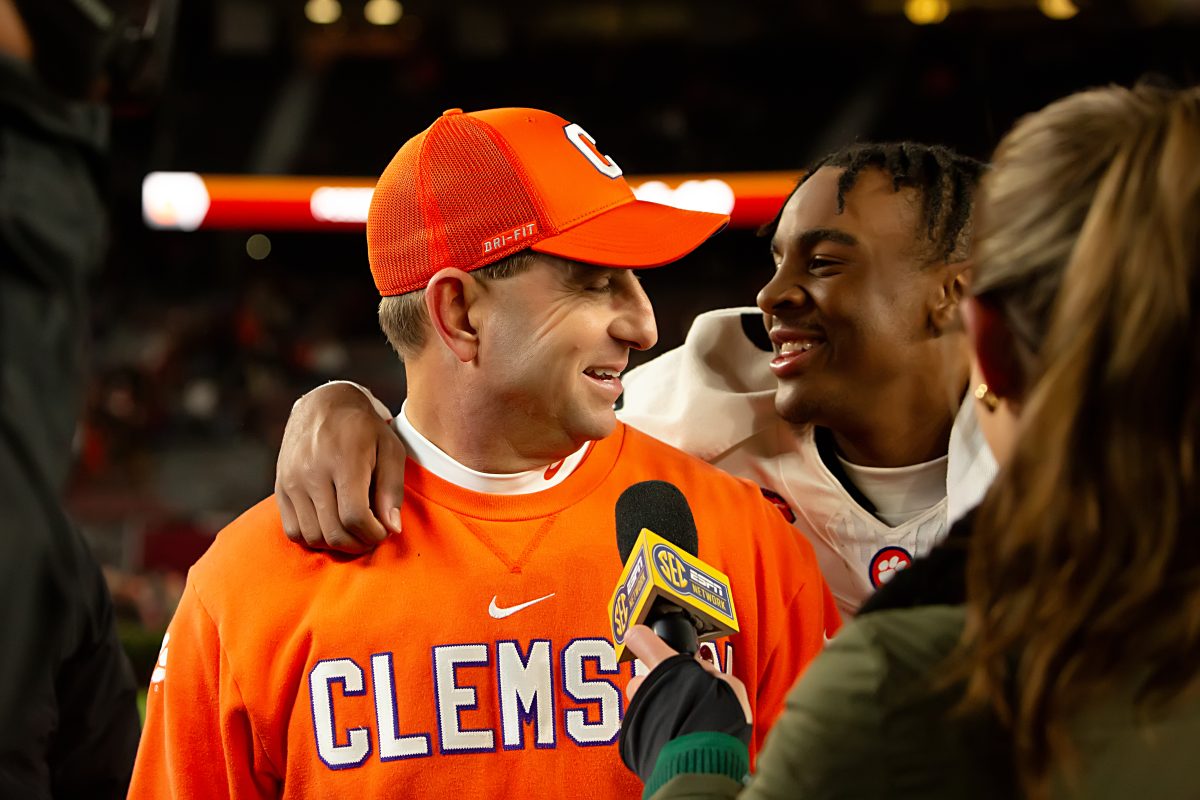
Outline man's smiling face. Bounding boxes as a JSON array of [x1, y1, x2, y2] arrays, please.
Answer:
[[478, 254, 658, 455]]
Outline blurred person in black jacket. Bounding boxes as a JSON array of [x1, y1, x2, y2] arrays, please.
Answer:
[[0, 0, 173, 795]]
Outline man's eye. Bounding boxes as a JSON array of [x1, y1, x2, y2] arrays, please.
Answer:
[[809, 257, 841, 274], [586, 281, 612, 293]]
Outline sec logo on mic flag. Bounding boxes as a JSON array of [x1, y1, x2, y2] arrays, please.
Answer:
[[652, 544, 690, 591], [612, 587, 631, 643]]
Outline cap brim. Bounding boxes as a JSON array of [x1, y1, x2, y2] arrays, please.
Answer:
[[530, 200, 729, 268]]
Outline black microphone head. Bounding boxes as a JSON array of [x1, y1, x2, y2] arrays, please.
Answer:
[[614, 480, 699, 562]]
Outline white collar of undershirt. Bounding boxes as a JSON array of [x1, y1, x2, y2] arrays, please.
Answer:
[[836, 451, 950, 527], [392, 402, 590, 495]]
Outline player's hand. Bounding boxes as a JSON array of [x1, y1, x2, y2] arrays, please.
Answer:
[[274, 383, 406, 553], [624, 626, 751, 724]]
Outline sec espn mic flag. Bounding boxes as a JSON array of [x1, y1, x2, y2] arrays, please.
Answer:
[[609, 481, 739, 662]]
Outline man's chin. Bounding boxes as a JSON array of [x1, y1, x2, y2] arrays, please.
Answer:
[[569, 410, 617, 446], [591, 413, 618, 441]]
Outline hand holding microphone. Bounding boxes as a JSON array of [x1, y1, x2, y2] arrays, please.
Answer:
[[622, 626, 752, 720], [619, 624, 753, 784], [609, 481, 754, 785]]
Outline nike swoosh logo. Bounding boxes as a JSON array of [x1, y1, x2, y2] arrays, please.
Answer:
[[489, 593, 556, 619]]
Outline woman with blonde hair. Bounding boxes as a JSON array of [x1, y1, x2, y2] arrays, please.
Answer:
[[618, 82, 1200, 799]]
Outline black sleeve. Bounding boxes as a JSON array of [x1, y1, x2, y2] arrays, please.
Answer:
[[46, 554, 142, 798], [858, 511, 974, 616], [0, 58, 139, 799], [620, 655, 752, 783], [0, 428, 141, 799]]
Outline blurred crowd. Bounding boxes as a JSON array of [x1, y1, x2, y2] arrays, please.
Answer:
[[72, 261, 379, 671]]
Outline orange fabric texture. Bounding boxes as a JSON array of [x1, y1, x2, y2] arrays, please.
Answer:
[[129, 423, 837, 799], [366, 108, 728, 296]]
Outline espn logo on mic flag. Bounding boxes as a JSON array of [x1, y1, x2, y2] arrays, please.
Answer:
[[609, 528, 739, 663]]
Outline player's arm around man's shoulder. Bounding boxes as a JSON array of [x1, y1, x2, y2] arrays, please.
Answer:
[[275, 381, 406, 553], [269, 306, 769, 555]]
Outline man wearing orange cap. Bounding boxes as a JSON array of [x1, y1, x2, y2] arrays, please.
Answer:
[[128, 107, 836, 799]]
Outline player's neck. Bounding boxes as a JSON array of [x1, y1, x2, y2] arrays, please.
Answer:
[[829, 373, 968, 469]]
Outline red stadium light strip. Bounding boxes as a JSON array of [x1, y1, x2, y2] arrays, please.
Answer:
[[142, 171, 798, 232]]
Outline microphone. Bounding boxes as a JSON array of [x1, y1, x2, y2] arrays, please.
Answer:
[[609, 481, 739, 662]]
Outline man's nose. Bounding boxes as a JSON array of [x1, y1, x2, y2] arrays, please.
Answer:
[[615, 277, 658, 351]]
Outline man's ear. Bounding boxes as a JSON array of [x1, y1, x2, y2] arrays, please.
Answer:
[[425, 268, 482, 363], [930, 258, 972, 336], [961, 295, 1022, 401]]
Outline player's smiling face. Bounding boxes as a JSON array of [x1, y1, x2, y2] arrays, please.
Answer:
[[758, 167, 948, 430], [478, 254, 657, 455]]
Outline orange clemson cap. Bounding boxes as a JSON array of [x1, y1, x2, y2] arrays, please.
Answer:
[[366, 107, 730, 296]]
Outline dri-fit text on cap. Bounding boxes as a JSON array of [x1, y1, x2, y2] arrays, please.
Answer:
[[482, 221, 538, 255]]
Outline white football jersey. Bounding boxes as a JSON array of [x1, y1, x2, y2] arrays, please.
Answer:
[[618, 307, 997, 619]]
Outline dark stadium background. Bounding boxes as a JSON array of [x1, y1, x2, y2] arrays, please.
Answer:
[[83, 0, 1200, 682]]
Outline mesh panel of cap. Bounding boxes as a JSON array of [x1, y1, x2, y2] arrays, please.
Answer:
[[367, 114, 549, 297], [367, 128, 429, 296]]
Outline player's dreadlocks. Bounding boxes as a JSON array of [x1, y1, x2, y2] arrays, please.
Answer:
[[767, 142, 988, 264]]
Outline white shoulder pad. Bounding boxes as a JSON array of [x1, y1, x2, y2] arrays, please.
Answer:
[[618, 307, 779, 462]]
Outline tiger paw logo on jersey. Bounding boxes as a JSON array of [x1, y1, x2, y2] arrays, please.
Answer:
[[869, 546, 913, 588]]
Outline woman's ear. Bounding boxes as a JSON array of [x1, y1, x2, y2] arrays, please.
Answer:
[[425, 268, 481, 363], [930, 259, 972, 336], [962, 295, 1023, 401]]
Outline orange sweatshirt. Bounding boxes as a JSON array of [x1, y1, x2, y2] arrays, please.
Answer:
[[130, 423, 838, 799]]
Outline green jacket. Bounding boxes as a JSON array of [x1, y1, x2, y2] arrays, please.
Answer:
[[647, 606, 1200, 799]]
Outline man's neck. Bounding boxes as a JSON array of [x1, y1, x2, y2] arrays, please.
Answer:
[[395, 404, 590, 493], [405, 387, 580, 474]]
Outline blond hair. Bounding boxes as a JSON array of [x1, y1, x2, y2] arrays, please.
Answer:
[[963, 83, 1200, 798], [378, 250, 537, 359]]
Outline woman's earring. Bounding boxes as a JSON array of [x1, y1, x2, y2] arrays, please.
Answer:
[[974, 383, 1001, 412]]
